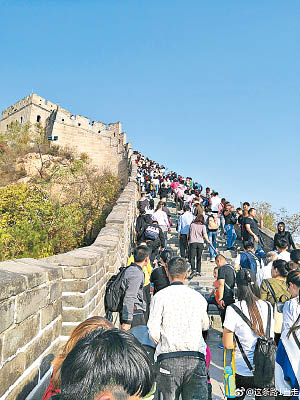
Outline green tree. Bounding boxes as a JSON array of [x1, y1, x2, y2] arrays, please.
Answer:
[[0, 183, 84, 261], [251, 201, 276, 231]]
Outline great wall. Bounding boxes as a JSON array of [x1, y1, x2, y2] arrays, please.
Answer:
[[0, 94, 129, 183], [0, 95, 277, 400]]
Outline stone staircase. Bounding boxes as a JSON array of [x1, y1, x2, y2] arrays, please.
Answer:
[[166, 199, 239, 400]]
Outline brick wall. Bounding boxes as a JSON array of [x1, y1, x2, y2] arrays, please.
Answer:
[[0, 154, 138, 400]]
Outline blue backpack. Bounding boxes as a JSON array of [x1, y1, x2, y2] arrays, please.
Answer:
[[240, 251, 259, 274]]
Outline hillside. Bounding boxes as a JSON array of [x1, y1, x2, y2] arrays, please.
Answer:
[[0, 121, 121, 261]]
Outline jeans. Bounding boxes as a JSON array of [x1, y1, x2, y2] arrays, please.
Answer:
[[253, 240, 262, 252], [163, 230, 168, 248], [189, 242, 204, 273], [224, 224, 237, 249], [176, 196, 184, 211], [119, 312, 145, 327], [179, 234, 188, 258], [207, 231, 217, 259], [220, 215, 225, 234], [157, 356, 208, 400]]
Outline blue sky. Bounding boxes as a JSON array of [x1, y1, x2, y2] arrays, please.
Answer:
[[0, 0, 299, 213]]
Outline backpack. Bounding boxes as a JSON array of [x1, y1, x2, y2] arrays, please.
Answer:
[[207, 215, 218, 230], [104, 266, 127, 313], [240, 251, 260, 275], [264, 279, 289, 334], [231, 302, 276, 388], [144, 225, 159, 240]]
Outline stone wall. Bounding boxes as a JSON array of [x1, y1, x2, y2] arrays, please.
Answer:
[[259, 226, 275, 252], [0, 154, 139, 400]]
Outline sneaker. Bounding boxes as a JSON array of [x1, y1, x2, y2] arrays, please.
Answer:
[[188, 271, 196, 280], [210, 258, 214, 262], [218, 343, 224, 349]]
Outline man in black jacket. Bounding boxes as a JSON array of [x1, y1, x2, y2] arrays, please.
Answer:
[[136, 210, 148, 238], [138, 219, 165, 263], [159, 183, 169, 200]]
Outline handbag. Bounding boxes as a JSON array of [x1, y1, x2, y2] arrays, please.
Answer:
[[223, 345, 236, 398]]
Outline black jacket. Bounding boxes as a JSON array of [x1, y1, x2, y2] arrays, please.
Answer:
[[159, 187, 169, 199], [273, 231, 296, 251], [136, 214, 149, 236]]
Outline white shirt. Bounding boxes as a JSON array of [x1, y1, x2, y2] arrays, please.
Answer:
[[148, 283, 209, 359], [211, 196, 221, 212], [152, 210, 169, 229], [277, 251, 291, 262], [224, 300, 274, 376], [256, 262, 273, 287], [282, 297, 300, 332]]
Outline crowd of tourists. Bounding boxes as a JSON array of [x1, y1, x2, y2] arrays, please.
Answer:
[[41, 152, 299, 400]]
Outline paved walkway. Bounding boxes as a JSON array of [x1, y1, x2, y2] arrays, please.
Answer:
[[165, 199, 239, 400]]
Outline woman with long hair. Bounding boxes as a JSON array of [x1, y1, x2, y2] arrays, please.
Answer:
[[150, 249, 172, 295], [188, 214, 213, 279], [222, 269, 274, 399], [42, 316, 114, 400]]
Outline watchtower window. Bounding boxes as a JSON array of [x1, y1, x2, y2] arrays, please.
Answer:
[[62, 118, 64, 122], [78, 123, 81, 126], [98, 130, 100, 133], [114, 133, 116, 137], [20, 116, 23, 124], [37, 115, 41, 123]]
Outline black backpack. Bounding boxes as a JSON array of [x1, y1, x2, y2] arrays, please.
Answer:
[[231, 302, 276, 388], [104, 266, 127, 314]]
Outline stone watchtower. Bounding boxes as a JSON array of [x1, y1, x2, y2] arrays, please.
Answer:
[[0, 94, 131, 180]]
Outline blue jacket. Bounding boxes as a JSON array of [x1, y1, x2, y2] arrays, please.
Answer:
[[178, 212, 194, 235]]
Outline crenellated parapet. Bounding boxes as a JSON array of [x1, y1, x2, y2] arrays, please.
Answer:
[[0, 94, 128, 180]]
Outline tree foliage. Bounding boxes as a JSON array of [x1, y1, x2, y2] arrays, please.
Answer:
[[0, 184, 83, 260], [0, 122, 121, 261], [252, 201, 300, 244], [251, 202, 276, 231], [275, 208, 300, 237]]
